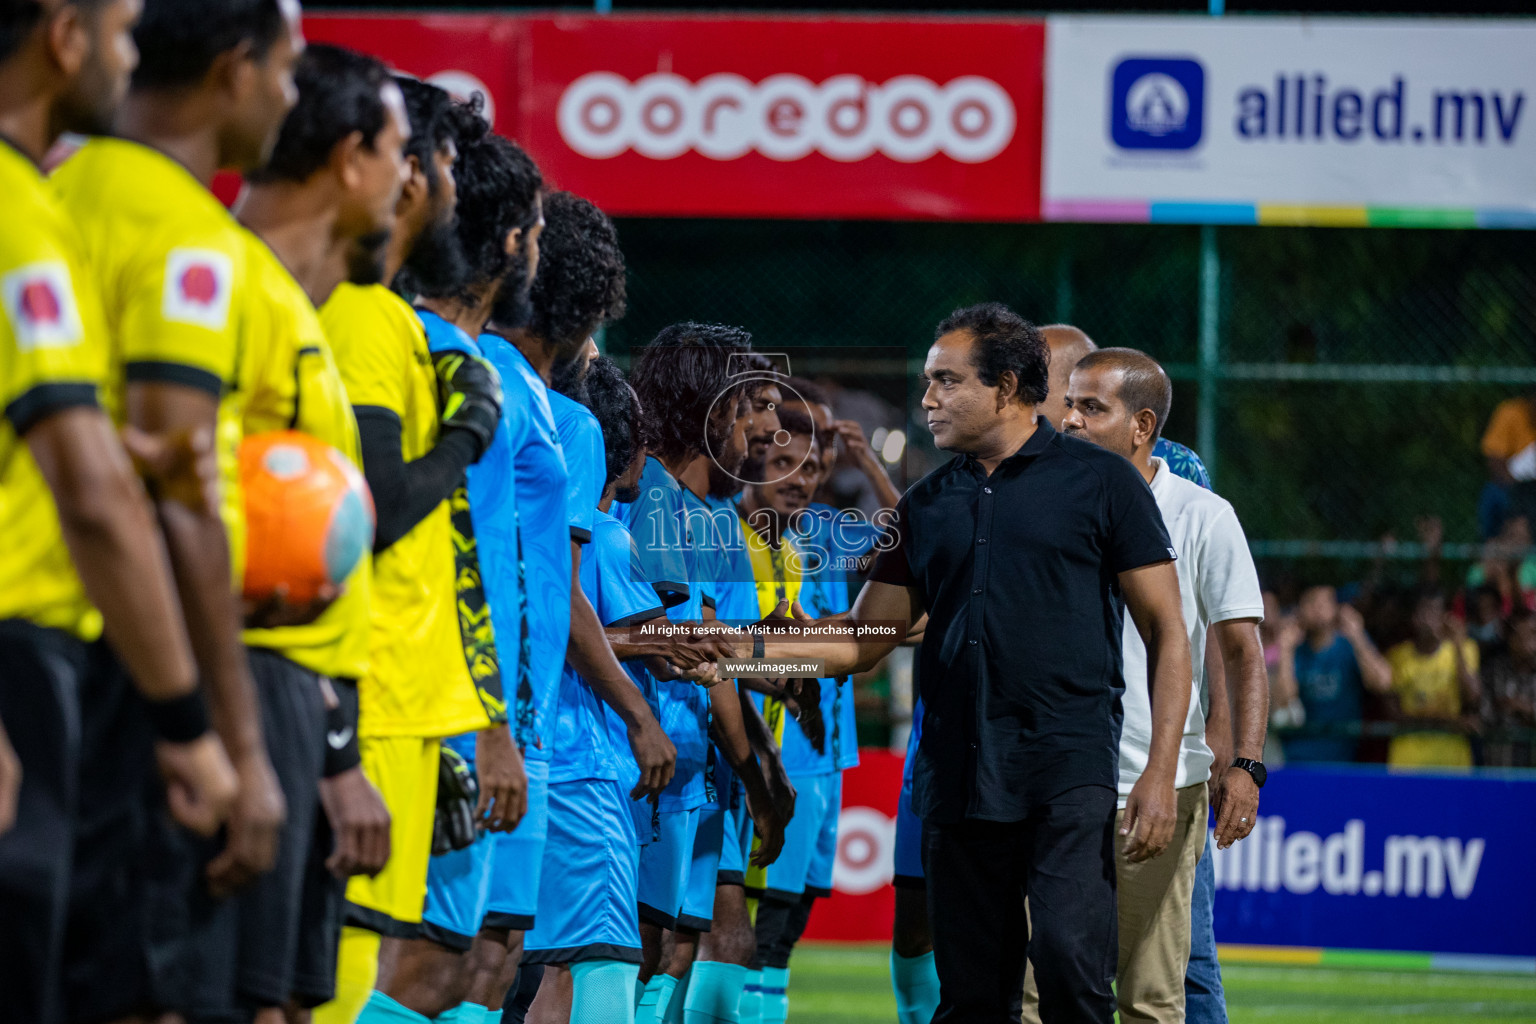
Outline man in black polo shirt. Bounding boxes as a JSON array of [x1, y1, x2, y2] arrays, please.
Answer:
[[744, 303, 1192, 1022]]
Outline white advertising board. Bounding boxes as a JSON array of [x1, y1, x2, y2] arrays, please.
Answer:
[[1044, 16, 1536, 227]]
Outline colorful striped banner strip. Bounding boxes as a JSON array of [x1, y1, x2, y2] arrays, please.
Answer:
[[1043, 199, 1536, 229], [1217, 944, 1536, 974]]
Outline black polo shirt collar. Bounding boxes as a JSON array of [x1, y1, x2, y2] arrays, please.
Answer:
[[958, 414, 1057, 477]]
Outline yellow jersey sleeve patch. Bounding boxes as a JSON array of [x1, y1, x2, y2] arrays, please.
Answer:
[[161, 247, 234, 331], [121, 235, 242, 394], [2, 261, 84, 353]]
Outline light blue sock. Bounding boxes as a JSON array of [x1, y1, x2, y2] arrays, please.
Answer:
[[357, 990, 434, 1023], [757, 967, 788, 1024], [434, 1005, 488, 1024], [571, 959, 641, 1024], [661, 969, 691, 1024], [890, 950, 940, 1024], [483, 1012, 503, 1024], [636, 974, 679, 1024], [737, 969, 763, 1024], [682, 961, 748, 1023]]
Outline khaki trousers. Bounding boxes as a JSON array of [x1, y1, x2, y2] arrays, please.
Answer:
[[1021, 782, 1209, 1023]]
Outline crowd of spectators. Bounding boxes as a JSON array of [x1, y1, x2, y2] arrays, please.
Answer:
[[1265, 513, 1536, 769], [1258, 394, 1536, 769]]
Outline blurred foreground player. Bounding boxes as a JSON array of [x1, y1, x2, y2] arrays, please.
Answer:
[[0, 0, 236, 1020], [233, 42, 412, 1021], [51, 10, 303, 1017]]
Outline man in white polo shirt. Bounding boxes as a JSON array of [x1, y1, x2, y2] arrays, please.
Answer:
[[1040, 346, 1269, 1024]]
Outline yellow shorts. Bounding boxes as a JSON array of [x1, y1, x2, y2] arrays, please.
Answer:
[[1388, 732, 1473, 768], [344, 735, 440, 932]]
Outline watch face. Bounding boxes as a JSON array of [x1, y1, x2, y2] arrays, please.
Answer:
[[1248, 760, 1267, 788]]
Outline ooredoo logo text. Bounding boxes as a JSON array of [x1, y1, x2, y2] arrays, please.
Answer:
[[557, 71, 1017, 163]]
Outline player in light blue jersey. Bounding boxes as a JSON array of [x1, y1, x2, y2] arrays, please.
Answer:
[[497, 196, 703, 1024], [357, 116, 540, 1024], [519, 354, 669, 1024], [735, 406, 871, 1024], [619, 325, 791, 1024], [477, 193, 678, 1023]]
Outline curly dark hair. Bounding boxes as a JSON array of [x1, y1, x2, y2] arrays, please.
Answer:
[[130, 0, 285, 89], [527, 191, 626, 352], [583, 356, 641, 491], [935, 302, 1049, 406], [735, 351, 783, 402], [630, 322, 753, 464], [395, 76, 457, 195], [415, 131, 541, 308], [248, 44, 391, 184]]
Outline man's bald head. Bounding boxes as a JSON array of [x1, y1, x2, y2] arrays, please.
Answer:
[[1037, 324, 1098, 429]]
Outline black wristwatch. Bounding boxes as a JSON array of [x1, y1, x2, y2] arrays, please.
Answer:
[[1231, 757, 1267, 789], [752, 631, 764, 660]]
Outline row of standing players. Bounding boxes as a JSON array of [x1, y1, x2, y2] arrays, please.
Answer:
[[0, 3, 884, 1024]]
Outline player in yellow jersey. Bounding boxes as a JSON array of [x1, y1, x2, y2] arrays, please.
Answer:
[[0, 2, 238, 1022], [49, 5, 308, 1018], [176, 44, 406, 1023], [316, 84, 526, 1024]]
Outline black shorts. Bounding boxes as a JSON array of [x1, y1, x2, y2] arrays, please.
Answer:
[[0, 619, 88, 1024], [232, 649, 329, 1010], [62, 647, 331, 1022], [291, 804, 345, 1007], [176, 648, 329, 1021], [62, 646, 235, 1024]]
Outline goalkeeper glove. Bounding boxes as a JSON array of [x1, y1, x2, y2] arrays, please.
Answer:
[[432, 745, 481, 855], [433, 350, 503, 460]]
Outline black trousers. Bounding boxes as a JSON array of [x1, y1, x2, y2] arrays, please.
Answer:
[[922, 786, 1118, 1024], [0, 620, 87, 1024]]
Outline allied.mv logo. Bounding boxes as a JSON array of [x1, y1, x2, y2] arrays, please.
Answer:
[[1110, 57, 1204, 151]]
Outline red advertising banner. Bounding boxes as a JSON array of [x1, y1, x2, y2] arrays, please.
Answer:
[[305, 13, 1044, 221], [521, 15, 1043, 221], [803, 749, 905, 943], [304, 13, 526, 134]]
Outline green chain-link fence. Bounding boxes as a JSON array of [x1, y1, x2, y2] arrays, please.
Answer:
[[604, 219, 1536, 578]]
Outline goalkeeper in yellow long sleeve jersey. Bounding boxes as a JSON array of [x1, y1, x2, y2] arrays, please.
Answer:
[[316, 83, 528, 1024]]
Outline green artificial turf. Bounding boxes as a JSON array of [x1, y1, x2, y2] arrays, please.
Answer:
[[786, 942, 1536, 1023]]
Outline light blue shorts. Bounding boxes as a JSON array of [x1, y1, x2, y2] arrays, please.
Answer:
[[717, 793, 753, 886], [421, 829, 495, 950], [484, 758, 551, 930], [678, 801, 725, 931], [522, 776, 642, 965], [760, 772, 841, 901], [893, 768, 925, 887], [637, 805, 701, 929]]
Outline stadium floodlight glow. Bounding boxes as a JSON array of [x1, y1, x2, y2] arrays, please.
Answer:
[[557, 72, 1017, 164]]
